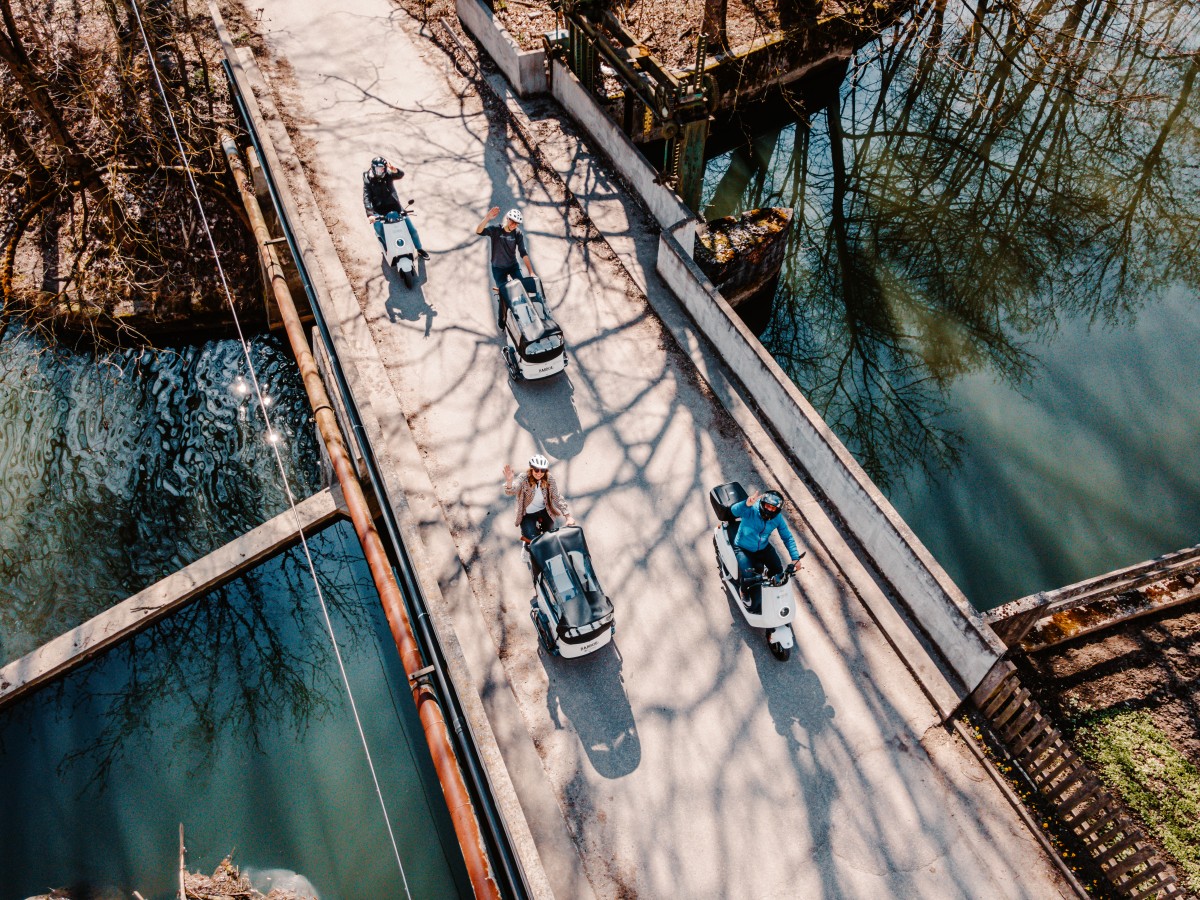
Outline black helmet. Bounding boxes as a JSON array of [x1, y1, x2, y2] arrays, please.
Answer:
[[758, 490, 783, 519], [370, 157, 387, 176]]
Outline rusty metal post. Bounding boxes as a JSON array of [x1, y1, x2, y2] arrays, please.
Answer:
[[675, 116, 709, 212], [219, 130, 500, 899]]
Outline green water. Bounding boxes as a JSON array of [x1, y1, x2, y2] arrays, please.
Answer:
[[0, 519, 469, 900], [702, 0, 1200, 608], [0, 329, 320, 662]]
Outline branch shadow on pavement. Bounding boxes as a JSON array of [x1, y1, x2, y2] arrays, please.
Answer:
[[379, 261, 438, 336], [510, 375, 586, 460]]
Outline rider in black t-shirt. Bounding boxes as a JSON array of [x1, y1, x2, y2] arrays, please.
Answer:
[[476, 206, 537, 329]]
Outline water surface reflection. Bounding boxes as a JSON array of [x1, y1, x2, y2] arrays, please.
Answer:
[[0, 519, 469, 900], [0, 329, 320, 661], [703, 0, 1200, 607]]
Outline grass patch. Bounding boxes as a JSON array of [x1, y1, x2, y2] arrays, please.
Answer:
[[1072, 708, 1200, 893]]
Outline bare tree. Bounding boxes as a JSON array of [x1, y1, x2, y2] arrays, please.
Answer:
[[0, 0, 256, 343]]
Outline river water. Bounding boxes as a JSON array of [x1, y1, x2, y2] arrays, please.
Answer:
[[0, 329, 468, 897], [0, 518, 469, 899], [0, 329, 320, 663], [702, 0, 1200, 609]]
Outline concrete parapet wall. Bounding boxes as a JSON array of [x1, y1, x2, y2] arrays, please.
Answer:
[[541, 39, 1000, 698], [456, 0, 547, 96], [655, 229, 1005, 695], [550, 60, 696, 252]]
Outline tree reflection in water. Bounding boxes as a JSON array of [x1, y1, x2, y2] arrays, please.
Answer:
[[15, 525, 373, 793], [0, 520, 468, 899], [704, 0, 1199, 490]]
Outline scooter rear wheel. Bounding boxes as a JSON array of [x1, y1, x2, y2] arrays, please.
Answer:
[[504, 347, 521, 381], [530, 607, 557, 655]]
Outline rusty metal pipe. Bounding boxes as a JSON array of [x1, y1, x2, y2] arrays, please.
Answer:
[[220, 130, 499, 899]]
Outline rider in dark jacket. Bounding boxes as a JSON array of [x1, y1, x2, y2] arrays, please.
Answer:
[[364, 157, 428, 258]]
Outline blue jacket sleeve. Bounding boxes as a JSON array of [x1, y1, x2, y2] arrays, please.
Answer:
[[730, 499, 748, 519], [776, 517, 801, 561]]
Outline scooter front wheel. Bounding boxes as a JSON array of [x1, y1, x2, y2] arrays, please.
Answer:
[[769, 637, 791, 661], [401, 267, 415, 289]]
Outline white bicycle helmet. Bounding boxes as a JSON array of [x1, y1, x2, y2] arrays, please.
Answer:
[[505, 208, 523, 225], [528, 454, 549, 470]]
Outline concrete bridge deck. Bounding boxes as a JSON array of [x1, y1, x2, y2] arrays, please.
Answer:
[[235, 0, 1073, 896]]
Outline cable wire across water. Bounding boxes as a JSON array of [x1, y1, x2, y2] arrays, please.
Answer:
[[126, 3, 414, 894]]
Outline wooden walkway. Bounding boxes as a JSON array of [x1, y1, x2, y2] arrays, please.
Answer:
[[972, 662, 1183, 898]]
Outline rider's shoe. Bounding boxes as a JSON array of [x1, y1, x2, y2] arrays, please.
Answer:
[[417, 249, 430, 260]]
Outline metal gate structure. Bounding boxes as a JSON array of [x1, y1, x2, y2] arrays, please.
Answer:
[[550, 0, 713, 211]]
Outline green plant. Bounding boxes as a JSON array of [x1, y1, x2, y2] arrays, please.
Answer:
[[1073, 709, 1200, 893]]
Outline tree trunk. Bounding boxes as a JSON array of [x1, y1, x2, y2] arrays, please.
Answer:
[[0, 3, 100, 187]]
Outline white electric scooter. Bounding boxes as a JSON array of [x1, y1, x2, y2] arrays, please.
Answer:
[[710, 481, 804, 661], [376, 202, 419, 288]]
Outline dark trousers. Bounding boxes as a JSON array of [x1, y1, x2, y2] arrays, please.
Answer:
[[492, 263, 522, 325], [734, 544, 782, 585], [520, 510, 554, 543]]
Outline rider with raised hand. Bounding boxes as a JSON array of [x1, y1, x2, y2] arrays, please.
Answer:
[[503, 454, 574, 545], [477, 206, 536, 329], [363, 156, 429, 259], [729, 488, 802, 589]]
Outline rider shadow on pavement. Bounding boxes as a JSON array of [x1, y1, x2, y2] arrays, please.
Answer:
[[541, 641, 640, 779], [723, 585, 834, 751], [511, 375, 586, 460], [380, 261, 437, 336]]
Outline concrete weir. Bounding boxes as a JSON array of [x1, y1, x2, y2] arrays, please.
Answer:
[[216, 1, 1077, 896], [0, 487, 345, 708]]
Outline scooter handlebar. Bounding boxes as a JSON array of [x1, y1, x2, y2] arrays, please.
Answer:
[[755, 560, 800, 588]]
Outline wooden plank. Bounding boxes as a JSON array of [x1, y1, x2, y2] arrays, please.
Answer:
[[1107, 844, 1154, 881], [1128, 863, 1172, 900], [1025, 743, 1066, 777], [1010, 714, 1048, 756], [1036, 753, 1077, 790], [980, 679, 1020, 718], [1020, 730, 1061, 767], [1098, 831, 1142, 867], [991, 690, 1031, 729], [1005, 543, 1200, 614], [970, 660, 1015, 708], [1026, 586, 1200, 653], [1073, 811, 1116, 843], [1000, 704, 1040, 744], [0, 488, 343, 708], [1063, 787, 1106, 827], [1048, 766, 1089, 805]]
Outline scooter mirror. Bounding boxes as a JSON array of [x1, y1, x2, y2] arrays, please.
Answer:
[[407, 198, 415, 205]]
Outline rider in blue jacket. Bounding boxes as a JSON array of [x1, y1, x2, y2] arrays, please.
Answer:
[[730, 489, 802, 588]]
